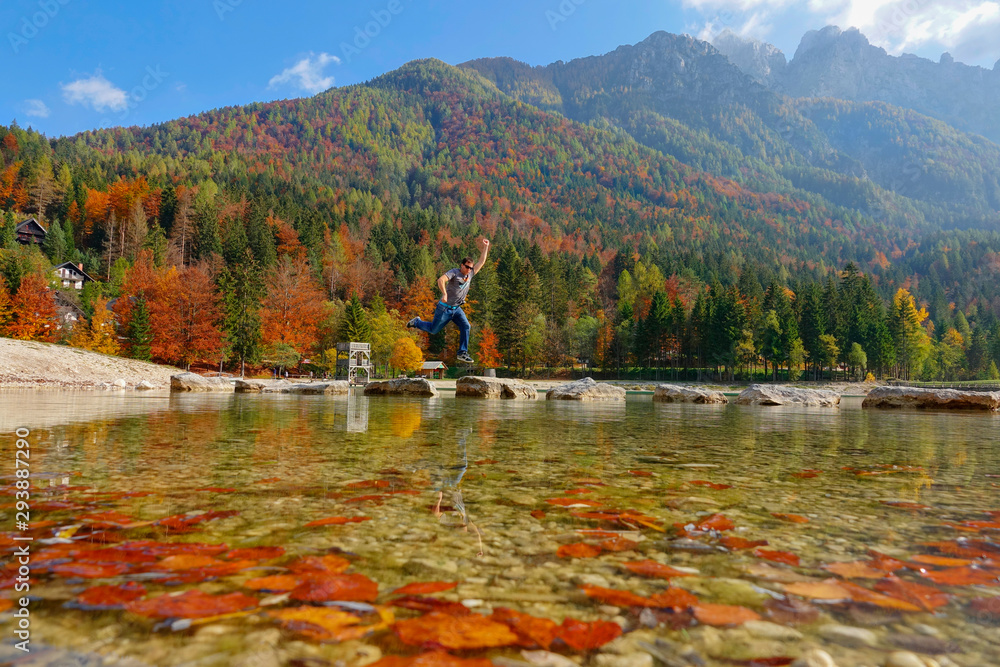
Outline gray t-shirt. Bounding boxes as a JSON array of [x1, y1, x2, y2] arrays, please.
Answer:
[[443, 267, 475, 307]]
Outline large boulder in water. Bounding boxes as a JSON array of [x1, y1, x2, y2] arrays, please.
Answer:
[[736, 384, 839, 407], [283, 381, 350, 395], [363, 378, 438, 397], [235, 379, 292, 393], [546, 377, 626, 401], [456, 376, 537, 399], [654, 384, 728, 404], [863, 386, 1000, 410], [170, 373, 233, 392]]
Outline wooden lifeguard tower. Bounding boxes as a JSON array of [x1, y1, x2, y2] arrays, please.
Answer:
[[336, 342, 372, 385]]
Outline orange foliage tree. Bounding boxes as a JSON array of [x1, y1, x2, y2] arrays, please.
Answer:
[[0, 280, 13, 333], [476, 325, 503, 368], [402, 277, 437, 321], [261, 258, 327, 356], [389, 337, 423, 375], [116, 252, 224, 367], [6, 273, 57, 341], [168, 263, 225, 369]]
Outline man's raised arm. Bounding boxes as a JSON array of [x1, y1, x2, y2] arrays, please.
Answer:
[[474, 238, 491, 274]]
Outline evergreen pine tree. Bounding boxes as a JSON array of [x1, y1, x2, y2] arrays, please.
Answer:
[[127, 297, 154, 361], [42, 218, 66, 263], [339, 293, 371, 342], [219, 248, 265, 375], [0, 211, 16, 248]]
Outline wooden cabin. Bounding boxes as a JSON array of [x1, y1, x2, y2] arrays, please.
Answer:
[[15, 218, 46, 245], [53, 262, 94, 290], [417, 360, 448, 380]]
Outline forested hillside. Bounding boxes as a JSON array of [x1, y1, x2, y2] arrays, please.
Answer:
[[2, 56, 1000, 382]]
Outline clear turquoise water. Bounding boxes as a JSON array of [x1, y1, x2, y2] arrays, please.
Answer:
[[2, 391, 998, 666]]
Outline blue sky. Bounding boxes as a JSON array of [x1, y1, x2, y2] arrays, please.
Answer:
[[3, 0, 998, 137]]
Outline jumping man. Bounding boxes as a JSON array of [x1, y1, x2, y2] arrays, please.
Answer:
[[408, 238, 490, 364]]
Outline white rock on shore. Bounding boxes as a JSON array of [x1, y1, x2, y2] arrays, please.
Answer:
[[653, 384, 728, 404], [863, 385, 1000, 410], [456, 376, 537, 399], [736, 384, 840, 407], [546, 377, 626, 401]]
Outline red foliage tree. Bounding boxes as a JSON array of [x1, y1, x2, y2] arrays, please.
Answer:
[[261, 258, 327, 355], [476, 325, 503, 368], [7, 273, 58, 341], [167, 263, 225, 369]]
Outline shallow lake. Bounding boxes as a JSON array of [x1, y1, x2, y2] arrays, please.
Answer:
[[1, 391, 998, 666]]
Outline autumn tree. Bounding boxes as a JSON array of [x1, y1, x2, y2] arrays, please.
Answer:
[[889, 288, 930, 380], [368, 295, 413, 376], [475, 324, 502, 368], [167, 263, 225, 369], [7, 273, 57, 341], [390, 337, 423, 375], [0, 279, 12, 334], [261, 256, 327, 356], [71, 297, 120, 355]]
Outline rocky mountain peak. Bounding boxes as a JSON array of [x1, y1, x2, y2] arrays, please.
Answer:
[[711, 29, 787, 84]]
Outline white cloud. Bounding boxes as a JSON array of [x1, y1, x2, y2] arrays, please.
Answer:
[[23, 99, 50, 118], [61, 72, 127, 112], [686, 0, 1000, 66], [268, 52, 339, 94]]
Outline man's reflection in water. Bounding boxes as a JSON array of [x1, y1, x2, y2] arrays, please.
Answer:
[[429, 428, 483, 557]]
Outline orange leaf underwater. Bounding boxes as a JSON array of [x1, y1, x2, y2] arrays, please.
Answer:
[[289, 573, 379, 602], [753, 549, 800, 566], [126, 590, 258, 619], [553, 618, 622, 650], [621, 560, 694, 579], [720, 536, 769, 550], [287, 554, 352, 574], [558, 543, 602, 558], [394, 611, 519, 649], [600, 536, 640, 552], [72, 582, 147, 609], [822, 561, 885, 579], [370, 653, 494, 667], [874, 575, 951, 611], [771, 513, 810, 524], [244, 574, 302, 592], [695, 514, 736, 532], [223, 546, 285, 560], [692, 603, 760, 626], [490, 607, 557, 649], [269, 605, 392, 642], [689, 480, 732, 490], [581, 585, 656, 608]]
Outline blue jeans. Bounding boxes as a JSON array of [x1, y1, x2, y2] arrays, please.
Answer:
[[413, 301, 471, 354]]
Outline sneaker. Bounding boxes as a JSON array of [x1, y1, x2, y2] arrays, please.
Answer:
[[456, 352, 474, 364], [406, 317, 419, 328]]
